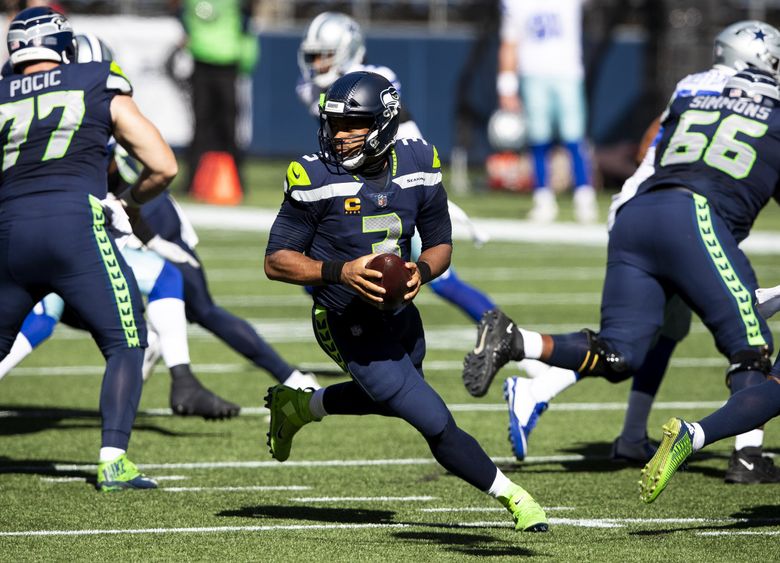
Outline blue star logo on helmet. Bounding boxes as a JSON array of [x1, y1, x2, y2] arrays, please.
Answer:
[[754, 29, 767, 41]]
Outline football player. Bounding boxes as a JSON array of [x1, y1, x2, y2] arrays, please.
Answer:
[[296, 12, 497, 323], [0, 8, 175, 490], [463, 64, 780, 484], [264, 71, 548, 532], [501, 21, 780, 484]]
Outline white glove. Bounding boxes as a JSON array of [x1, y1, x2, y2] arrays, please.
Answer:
[[755, 285, 780, 319], [146, 235, 200, 269], [447, 201, 490, 248], [100, 195, 132, 249]]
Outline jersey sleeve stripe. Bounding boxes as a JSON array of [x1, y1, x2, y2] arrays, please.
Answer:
[[289, 181, 363, 202]]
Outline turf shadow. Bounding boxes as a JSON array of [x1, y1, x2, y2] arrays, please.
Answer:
[[0, 456, 95, 484], [629, 504, 780, 536], [217, 504, 396, 524], [392, 530, 536, 557], [0, 404, 228, 437]]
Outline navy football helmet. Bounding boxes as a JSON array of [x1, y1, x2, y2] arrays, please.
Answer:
[[7, 7, 75, 69], [318, 71, 401, 171], [723, 68, 780, 105]]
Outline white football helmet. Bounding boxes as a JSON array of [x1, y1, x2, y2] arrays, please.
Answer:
[[714, 20, 780, 78], [487, 109, 527, 151], [298, 12, 366, 90], [74, 32, 114, 63]]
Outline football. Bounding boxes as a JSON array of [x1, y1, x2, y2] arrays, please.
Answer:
[[367, 253, 412, 310]]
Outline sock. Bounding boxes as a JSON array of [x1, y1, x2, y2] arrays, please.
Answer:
[[620, 391, 654, 443], [734, 428, 763, 450], [565, 141, 591, 187], [0, 334, 33, 381], [428, 267, 496, 323], [698, 379, 780, 447], [687, 422, 705, 451], [99, 447, 125, 462], [529, 365, 578, 403], [548, 332, 591, 371], [147, 298, 190, 367], [518, 329, 543, 359], [309, 387, 328, 420], [487, 468, 513, 498], [530, 143, 551, 187]]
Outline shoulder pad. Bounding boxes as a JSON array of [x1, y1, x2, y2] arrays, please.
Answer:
[[395, 137, 440, 170], [107, 61, 133, 95]]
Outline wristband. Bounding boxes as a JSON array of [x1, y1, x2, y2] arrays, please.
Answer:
[[321, 260, 345, 284], [497, 70, 519, 97], [417, 261, 432, 284]]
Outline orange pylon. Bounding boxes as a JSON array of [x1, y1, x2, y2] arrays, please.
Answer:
[[191, 151, 243, 205]]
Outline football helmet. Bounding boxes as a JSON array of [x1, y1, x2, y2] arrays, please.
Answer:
[[714, 21, 780, 78], [75, 33, 114, 64], [7, 7, 75, 69], [318, 71, 400, 171], [487, 109, 527, 151], [723, 68, 780, 105], [298, 12, 366, 90]]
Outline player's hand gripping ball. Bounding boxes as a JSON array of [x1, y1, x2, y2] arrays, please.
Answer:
[[367, 253, 412, 310]]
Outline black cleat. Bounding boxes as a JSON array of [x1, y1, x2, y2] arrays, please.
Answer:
[[462, 309, 523, 397], [724, 447, 780, 484], [610, 435, 659, 465], [170, 378, 240, 421]]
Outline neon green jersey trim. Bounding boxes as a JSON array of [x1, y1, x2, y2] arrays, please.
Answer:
[[89, 195, 140, 347], [692, 193, 765, 346], [313, 305, 348, 373]]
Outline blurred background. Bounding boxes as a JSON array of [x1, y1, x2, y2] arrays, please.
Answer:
[[4, 0, 780, 193]]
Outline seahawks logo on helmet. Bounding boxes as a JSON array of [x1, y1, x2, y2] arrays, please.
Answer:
[[380, 86, 400, 119]]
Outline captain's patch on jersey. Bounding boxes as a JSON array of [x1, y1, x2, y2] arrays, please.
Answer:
[[344, 197, 361, 214]]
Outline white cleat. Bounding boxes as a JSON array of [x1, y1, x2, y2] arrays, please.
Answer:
[[528, 188, 558, 223], [573, 185, 598, 224], [504, 377, 548, 461]]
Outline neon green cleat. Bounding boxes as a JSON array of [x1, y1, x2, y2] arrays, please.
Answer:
[[498, 484, 549, 532], [97, 454, 157, 492], [639, 417, 693, 503], [265, 385, 319, 462]]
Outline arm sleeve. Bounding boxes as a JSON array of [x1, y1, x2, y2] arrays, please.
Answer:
[[266, 195, 321, 255], [416, 183, 452, 251]]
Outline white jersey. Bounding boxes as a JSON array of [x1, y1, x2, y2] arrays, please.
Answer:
[[500, 0, 584, 78], [607, 65, 736, 230], [296, 62, 422, 139]]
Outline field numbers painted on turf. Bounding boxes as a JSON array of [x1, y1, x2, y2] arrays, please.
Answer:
[[0, 90, 85, 170], [661, 110, 767, 180]]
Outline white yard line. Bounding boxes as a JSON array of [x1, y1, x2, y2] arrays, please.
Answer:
[[163, 485, 311, 493], [289, 496, 435, 502]]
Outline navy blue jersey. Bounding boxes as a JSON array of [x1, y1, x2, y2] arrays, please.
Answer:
[[266, 138, 452, 313], [638, 93, 780, 242], [0, 61, 132, 205]]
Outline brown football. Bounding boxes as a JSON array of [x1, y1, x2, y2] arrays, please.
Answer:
[[367, 253, 412, 310]]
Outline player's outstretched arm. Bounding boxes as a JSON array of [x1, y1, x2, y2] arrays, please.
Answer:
[[110, 95, 178, 205]]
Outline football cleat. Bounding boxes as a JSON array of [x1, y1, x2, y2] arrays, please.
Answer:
[[97, 454, 157, 492], [528, 188, 558, 223], [610, 435, 659, 465], [463, 309, 523, 397], [498, 484, 549, 532], [504, 377, 548, 461], [265, 385, 319, 462], [573, 185, 598, 224], [724, 446, 780, 484], [639, 417, 693, 503], [170, 375, 240, 420]]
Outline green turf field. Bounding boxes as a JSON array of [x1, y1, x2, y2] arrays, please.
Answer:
[[1, 161, 779, 560]]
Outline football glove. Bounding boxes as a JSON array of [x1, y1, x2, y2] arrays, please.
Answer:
[[146, 236, 200, 269]]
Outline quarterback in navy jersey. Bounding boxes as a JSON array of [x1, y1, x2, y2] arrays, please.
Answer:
[[0, 8, 176, 491], [463, 68, 780, 482], [264, 71, 548, 533]]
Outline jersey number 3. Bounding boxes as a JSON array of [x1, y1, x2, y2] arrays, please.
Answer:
[[0, 90, 85, 171], [660, 110, 767, 180]]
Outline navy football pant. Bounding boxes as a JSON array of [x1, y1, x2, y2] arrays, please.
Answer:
[[0, 195, 147, 450], [599, 189, 771, 371], [142, 196, 294, 382], [313, 302, 497, 491]]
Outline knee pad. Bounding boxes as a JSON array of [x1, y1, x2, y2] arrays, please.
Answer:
[[726, 348, 771, 388], [578, 329, 630, 383]]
